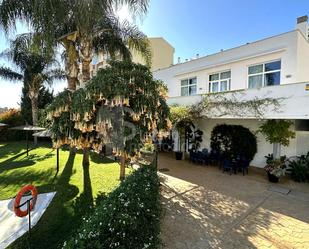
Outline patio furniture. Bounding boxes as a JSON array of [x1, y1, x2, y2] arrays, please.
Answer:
[[189, 149, 209, 165], [209, 150, 223, 167], [236, 157, 250, 175], [222, 159, 234, 175], [10, 125, 46, 156]]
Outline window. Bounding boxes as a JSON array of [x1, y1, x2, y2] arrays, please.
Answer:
[[209, 71, 231, 93], [248, 60, 281, 88], [181, 77, 197, 96]]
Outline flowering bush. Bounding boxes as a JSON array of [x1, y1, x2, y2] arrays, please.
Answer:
[[264, 155, 287, 178], [0, 108, 25, 141], [62, 166, 161, 249]]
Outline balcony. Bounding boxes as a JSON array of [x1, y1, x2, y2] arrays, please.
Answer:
[[167, 82, 309, 119]]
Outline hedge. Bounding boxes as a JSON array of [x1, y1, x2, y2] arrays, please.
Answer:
[[62, 166, 161, 249], [210, 124, 257, 161]]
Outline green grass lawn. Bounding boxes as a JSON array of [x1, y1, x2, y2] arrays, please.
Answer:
[[0, 141, 126, 249]]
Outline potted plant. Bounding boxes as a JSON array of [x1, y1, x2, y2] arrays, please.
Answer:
[[259, 120, 295, 181], [169, 106, 194, 160], [264, 155, 287, 183], [259, 120, 295, 160]]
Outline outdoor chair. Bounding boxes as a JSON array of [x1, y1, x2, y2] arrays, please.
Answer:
[[209, 150, 221, 166], [189, 151, 198, 163], [237, 157, 250, 175], [222, 158, 234, 175], [201, 149, 209, 165]]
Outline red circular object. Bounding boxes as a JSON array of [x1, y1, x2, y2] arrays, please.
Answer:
[[14, 185, 38, 217]]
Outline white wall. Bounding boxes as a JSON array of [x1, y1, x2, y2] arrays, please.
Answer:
[[154, 30, 309, 98], [194, 119, 298, 168], [296, 131, 309, 155], [168, 82, 309, 120], [297, 32, 309, 83]]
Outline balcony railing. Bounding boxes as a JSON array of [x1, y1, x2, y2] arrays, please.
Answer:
[[167, 82, 309, 119]]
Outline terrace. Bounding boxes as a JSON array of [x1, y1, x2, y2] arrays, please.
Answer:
[[158, 152, 309, 248]]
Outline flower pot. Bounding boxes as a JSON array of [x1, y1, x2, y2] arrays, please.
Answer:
[[175, 151, 183, 160], [267, 172, 279, 183]]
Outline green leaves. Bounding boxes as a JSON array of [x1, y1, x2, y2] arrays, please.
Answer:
[[63, 166, 161, 249], [258, 120, 295, 146], [47, 61, 170, 155]]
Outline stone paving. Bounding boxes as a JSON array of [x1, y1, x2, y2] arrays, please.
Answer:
[[158, 153, 309, 249]]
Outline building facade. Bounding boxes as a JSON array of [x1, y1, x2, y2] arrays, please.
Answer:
[[154, 16, 309, 167], [89, 37, 174, 78]]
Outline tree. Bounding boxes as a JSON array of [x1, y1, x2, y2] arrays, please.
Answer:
[[0, 33, 65, 126], [47, 61, 170, 179], [20, 84, 54, 124], [259, 119, 295, 159], [169, 105, 194, 153], [0, 0, 152, 88], [0, 0, 152, 163]]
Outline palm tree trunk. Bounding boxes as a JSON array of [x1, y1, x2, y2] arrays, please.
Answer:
[[119, 152, 126, 181], [66, 42, 79, 91], [80, 37, 92, 85], [30, 96, 39, 126], [30, 94, 39, 145]]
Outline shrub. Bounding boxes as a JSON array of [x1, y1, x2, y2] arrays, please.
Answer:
[[210, 124, 257, 161], [140, 142, 155, 154], [63, 166, 161, 249], [0, 108, 25, 141], [288, 152, 309, 182]]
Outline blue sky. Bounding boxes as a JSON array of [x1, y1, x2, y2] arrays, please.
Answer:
[[1, 0, 309, 107]]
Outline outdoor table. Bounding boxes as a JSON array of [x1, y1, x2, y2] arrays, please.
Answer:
[[9, 125, 46, 156]]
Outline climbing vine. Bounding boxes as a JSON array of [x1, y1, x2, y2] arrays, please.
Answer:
[[191, 91, 282, 119]]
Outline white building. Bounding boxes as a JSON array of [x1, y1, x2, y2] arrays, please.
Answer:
[[154, 16, 309, 167]]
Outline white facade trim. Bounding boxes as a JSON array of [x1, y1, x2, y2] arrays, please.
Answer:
[[174, 48, 286, 77]]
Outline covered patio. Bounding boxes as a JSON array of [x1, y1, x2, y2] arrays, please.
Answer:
[[158, 152, 309, 249]]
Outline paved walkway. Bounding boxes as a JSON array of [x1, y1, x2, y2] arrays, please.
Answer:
[[158, 153, 309, 249]]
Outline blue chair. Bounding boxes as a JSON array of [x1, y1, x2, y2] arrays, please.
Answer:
[[238, 157, 250, 175], [222, 158, 233, 175]]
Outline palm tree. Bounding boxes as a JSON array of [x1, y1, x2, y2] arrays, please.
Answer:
[[0, 33, 65, 126], [0, 0, 151, 171], [0, 0, 151, 87]]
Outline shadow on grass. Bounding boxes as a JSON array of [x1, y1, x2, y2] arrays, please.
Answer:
[[9, 152, 80, 249], [0, 151, 54, 174], [90, 151, 115, 164], [0, 142, 26, 158], [10, 150, 97, 249], [72, 163, 94, 218]]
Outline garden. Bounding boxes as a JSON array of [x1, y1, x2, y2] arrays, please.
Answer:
[[0, 0, 171, 248]]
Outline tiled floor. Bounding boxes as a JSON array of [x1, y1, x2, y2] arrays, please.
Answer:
[[158, 153, 309, 249]]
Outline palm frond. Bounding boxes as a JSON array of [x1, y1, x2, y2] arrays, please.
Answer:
[[0, 66, 23, 81], [93, 15, 151, 66], [0, 0, 32, 33], [111, 0, 150, 17], [43, 68, 67, 84]]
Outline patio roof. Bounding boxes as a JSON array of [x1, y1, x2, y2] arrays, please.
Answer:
[[33, 129, 52, 138], [9, 125, 45, 131]]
